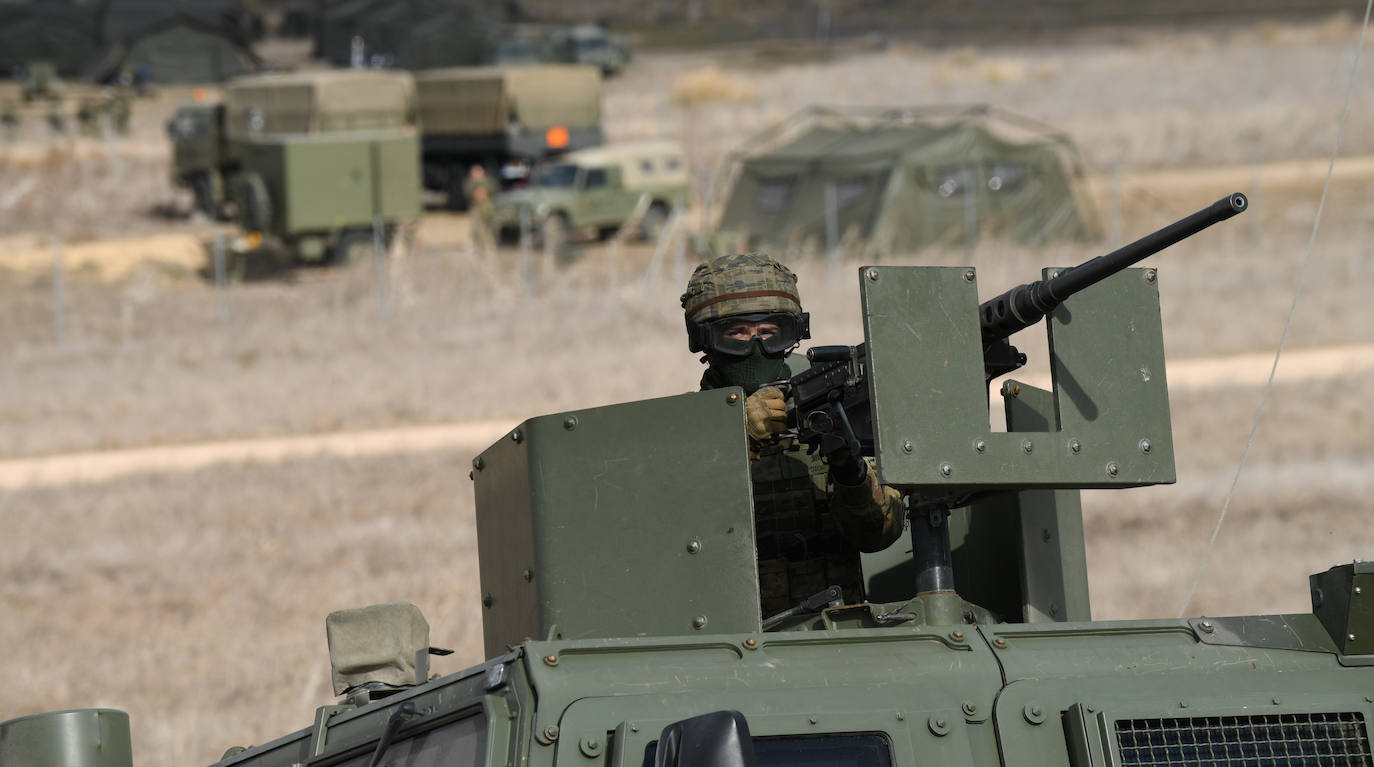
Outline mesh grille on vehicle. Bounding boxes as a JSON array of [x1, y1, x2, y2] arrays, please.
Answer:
[[1116, 713, 1372, 767]]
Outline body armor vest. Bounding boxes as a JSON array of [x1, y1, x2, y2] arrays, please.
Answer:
[[751, 439, 864, 619]]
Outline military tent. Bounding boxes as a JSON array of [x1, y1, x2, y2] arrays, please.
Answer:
[[96, 0, 262, 44], [89, 15, 260, 84], [716, 106, 1098, 259], [0, 4, 102, 76]]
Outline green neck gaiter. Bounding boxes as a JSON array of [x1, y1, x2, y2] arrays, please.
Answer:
[[700, 348, 792, 395]]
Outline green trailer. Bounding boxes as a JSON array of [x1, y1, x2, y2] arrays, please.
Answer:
[[167, 69, 421, 263]]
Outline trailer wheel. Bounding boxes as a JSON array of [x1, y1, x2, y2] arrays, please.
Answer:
[[190, 172, 218, 219]]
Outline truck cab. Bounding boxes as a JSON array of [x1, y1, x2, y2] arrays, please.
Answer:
[[167, 101, 228, 218]]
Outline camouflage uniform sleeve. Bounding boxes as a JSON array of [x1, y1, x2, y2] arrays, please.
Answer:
[[828, 461, 904, 552]]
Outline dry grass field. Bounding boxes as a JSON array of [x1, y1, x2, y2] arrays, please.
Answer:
[[4, 18, 1374, 767]]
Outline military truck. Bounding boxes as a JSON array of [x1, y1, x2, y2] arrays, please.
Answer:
[[542, 24, 631, 76], [10, 193, 1374, 767], [167, 70, 421, 263], [414, 65, 603, 209], [493, 140, 688, 246]]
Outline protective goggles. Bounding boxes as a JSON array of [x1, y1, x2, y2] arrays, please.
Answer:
[[686, 312, 811, 357]]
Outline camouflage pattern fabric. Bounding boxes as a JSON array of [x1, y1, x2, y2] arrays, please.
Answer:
[[464, 175, 498, 254], [681, 252, 802, 322], [749, 437, 904, 618]]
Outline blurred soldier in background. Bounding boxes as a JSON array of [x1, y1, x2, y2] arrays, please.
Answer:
[[464, 164, 498, 255], [46, 99, 68, 136], [2, 102, 19, 143], [77, 97, 103, 138], [106, 87, 132, 136], [681, 252, 904, 620]]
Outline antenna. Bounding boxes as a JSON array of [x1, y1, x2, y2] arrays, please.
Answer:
[[1177, 0, 1374, 618]]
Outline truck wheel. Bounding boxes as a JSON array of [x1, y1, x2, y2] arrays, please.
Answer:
[[640, 202, 670, 242], [190, 172, 218, 219], [228, 173, 272, 232]]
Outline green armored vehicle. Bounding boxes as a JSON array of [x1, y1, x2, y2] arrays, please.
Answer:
[[493, 140, 689, 245], [167, 70, 421, 263], [9, 193, 1374, 767], [414, 65, 603, 209]]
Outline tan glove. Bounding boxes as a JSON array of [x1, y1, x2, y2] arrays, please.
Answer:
[[745, 386, 788, 442]]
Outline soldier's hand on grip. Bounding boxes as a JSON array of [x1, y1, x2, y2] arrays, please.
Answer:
[[745, 386, 788, 442]]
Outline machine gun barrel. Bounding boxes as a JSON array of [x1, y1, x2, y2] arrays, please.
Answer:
[[978, 192, 1248, 343]]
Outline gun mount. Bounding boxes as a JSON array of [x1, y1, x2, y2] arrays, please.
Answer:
[[790, 192, 1249, 461]]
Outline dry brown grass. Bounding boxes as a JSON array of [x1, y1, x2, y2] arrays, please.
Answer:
[[669, 65, 760, 106], [5, 21, 1374, 767]]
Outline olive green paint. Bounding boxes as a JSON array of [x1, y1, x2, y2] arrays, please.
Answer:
[[862, 266, 1174, 490], [0, 709, 132, 767], [1311, 562, 1374, 656], [473, 390, 760, 658]]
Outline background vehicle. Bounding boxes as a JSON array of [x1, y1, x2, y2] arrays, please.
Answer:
[[542, 24, 631, 76], [414, 64, 603, 209], [493, 139, 688, 245], [168, 69, 421, 263]]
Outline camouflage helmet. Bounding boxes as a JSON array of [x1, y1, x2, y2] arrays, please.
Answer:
[[681, 253, 808, 355], [680, 252, 802, 322]]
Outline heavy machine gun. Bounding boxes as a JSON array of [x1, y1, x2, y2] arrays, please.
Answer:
[[788, 192, 1249, 461]]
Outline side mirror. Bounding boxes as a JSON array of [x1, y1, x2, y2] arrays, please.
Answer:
[[654, 710, 758, 767]]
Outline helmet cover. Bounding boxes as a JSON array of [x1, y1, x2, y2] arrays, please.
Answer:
[[681, 252, 802, 323]]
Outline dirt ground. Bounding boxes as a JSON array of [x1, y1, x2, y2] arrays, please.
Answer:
[[4, 19, 1374, 767]]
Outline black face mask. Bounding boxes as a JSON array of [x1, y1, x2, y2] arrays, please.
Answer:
[[700, 341, 791, 395]]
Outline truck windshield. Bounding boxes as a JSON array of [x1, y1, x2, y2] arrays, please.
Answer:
[[169, 110, 210, 140], [536, 164, 580, 188]]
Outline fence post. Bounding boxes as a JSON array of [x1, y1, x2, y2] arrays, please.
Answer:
[[213, 228, 228, 327], [373, 215, 388, 326], [700, 168, 714, 229], [519, 205, 534, 298], [824, 181, 839, 268], [51, 236, 65, 349], [672, 199, 687, 286], [1109, 163, 1123, 248], [1248, 145, 1262, 249], [962, 173, 977, 253]]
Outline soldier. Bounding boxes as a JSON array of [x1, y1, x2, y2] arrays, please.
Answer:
[[76, 97, 102, 138], [46, 99, 67, 136], [1, 101, 19, 143], [462, 164, 498, 256], [681, 252, 904, 620], [106, 87, 132, 136]]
